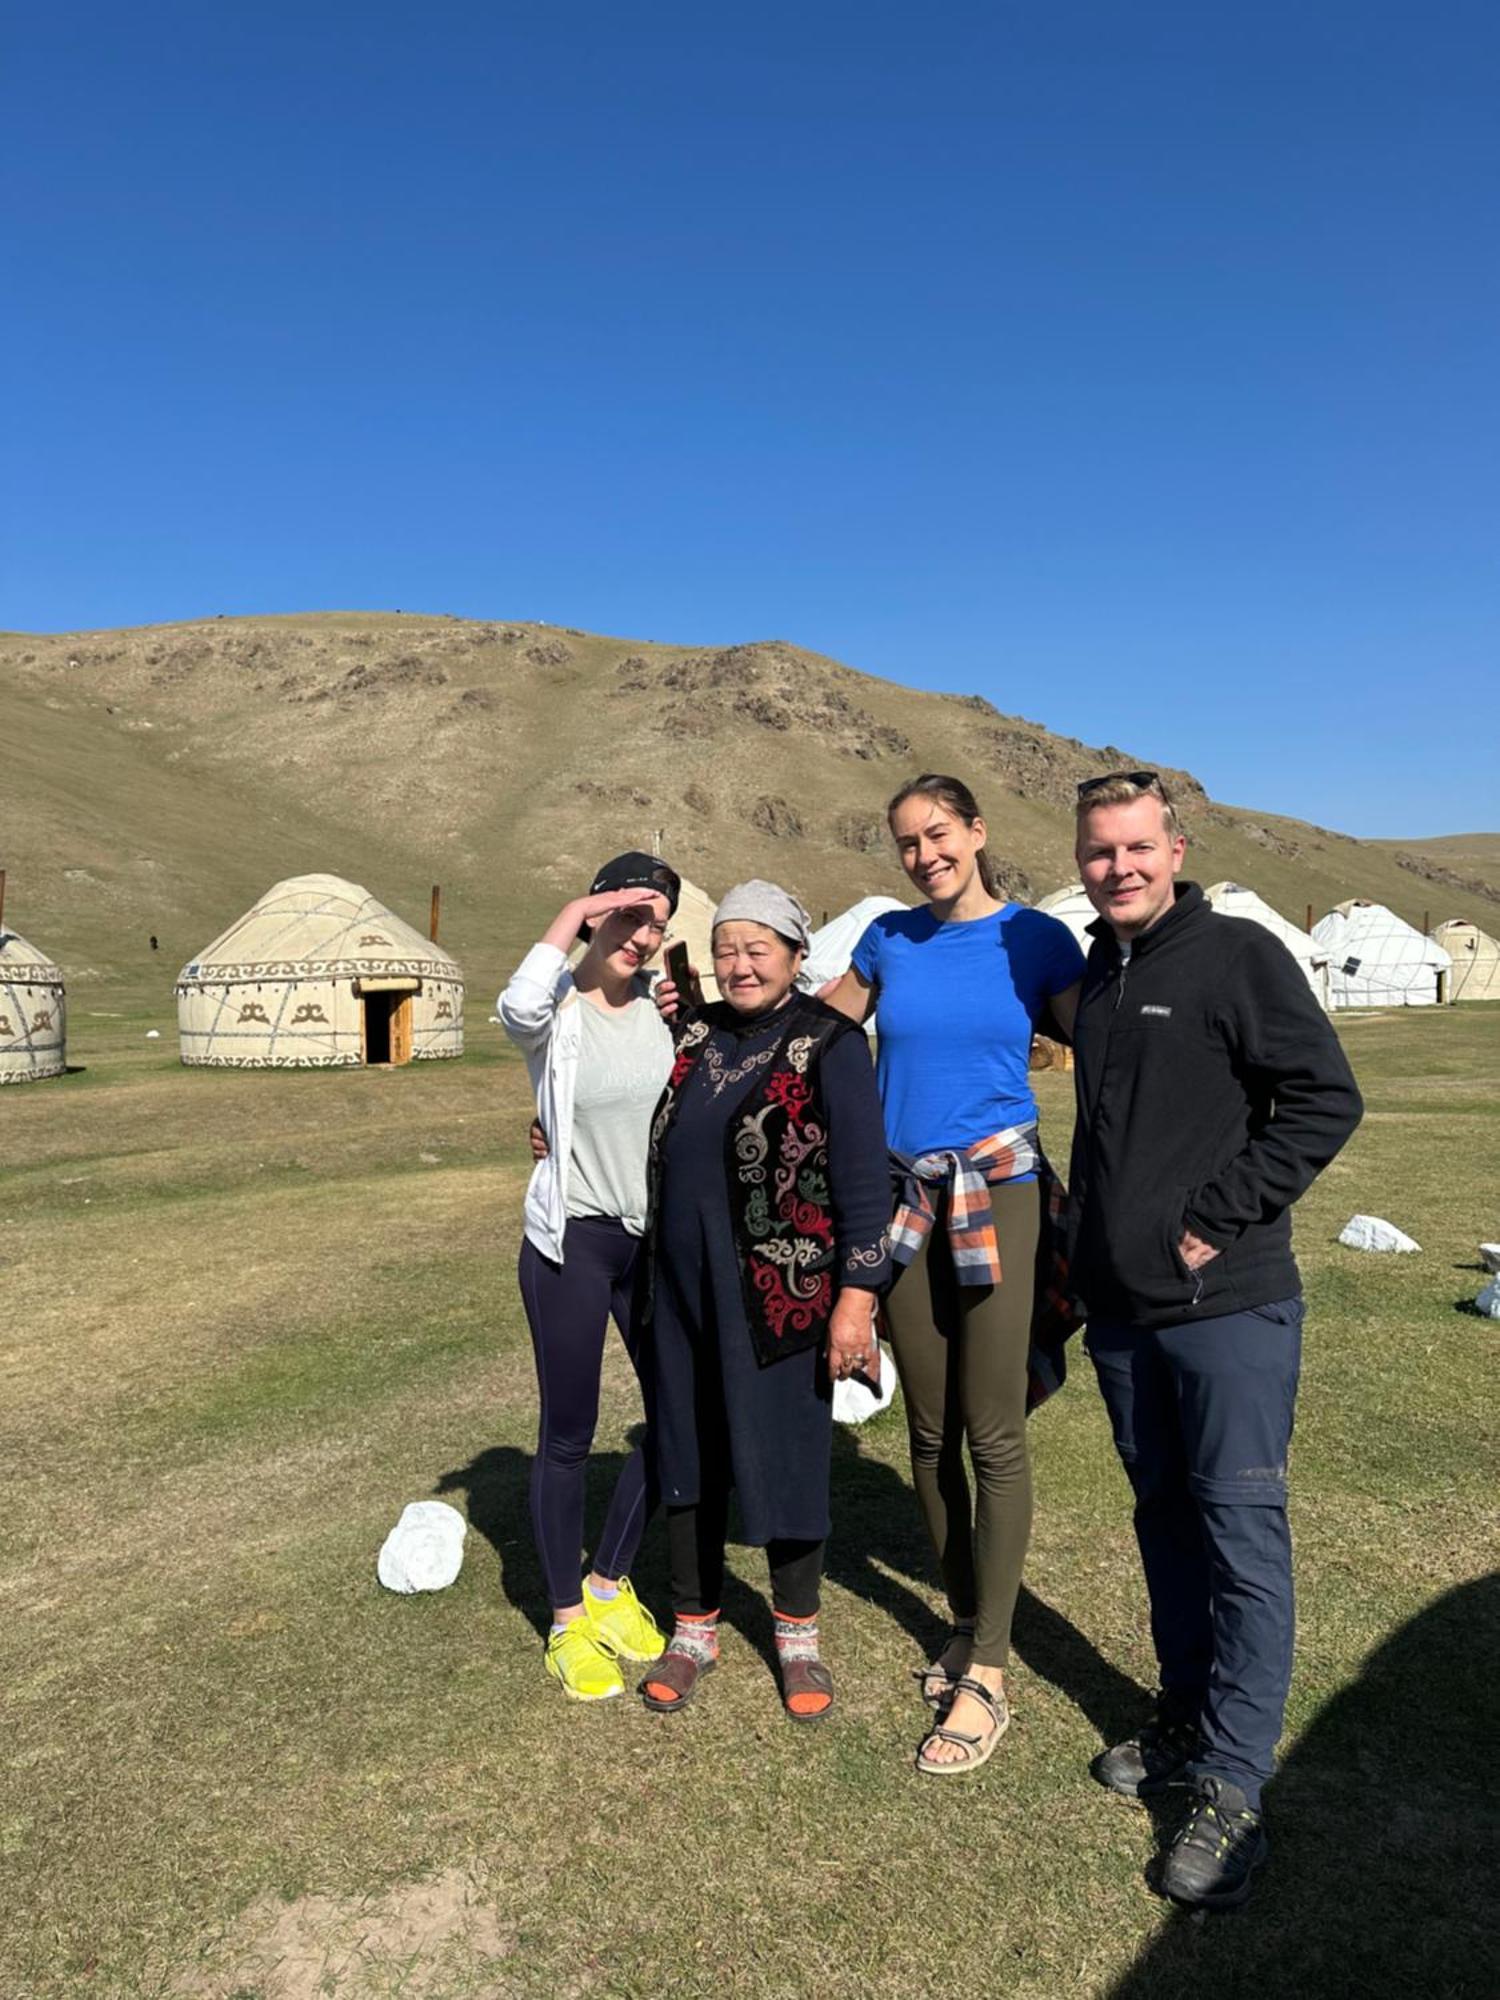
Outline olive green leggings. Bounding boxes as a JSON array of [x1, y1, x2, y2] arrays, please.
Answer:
[[882, 1179, 1041, 1668]]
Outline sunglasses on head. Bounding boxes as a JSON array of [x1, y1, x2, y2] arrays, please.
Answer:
[[1076, 769, 1162, 801]]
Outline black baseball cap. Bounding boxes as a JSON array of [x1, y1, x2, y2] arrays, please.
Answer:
[[578, 852, 682, 940]]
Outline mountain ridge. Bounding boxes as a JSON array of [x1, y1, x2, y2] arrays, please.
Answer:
[[3, 612, 1494, 997]]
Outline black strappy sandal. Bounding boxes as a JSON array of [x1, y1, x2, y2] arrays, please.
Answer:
[[913, 1621, 976, 1710]]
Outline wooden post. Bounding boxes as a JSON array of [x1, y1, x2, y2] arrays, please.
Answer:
[[0, 868, 6, 932], [1305, 903, 1313, 933], [429, 885, 441, 943], [1423, 909, 1430, 937]]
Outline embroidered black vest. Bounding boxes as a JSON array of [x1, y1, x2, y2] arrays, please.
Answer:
[[645, 997, 856, 1367]]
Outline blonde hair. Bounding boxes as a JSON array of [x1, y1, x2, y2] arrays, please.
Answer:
[[1075, 774, 1182, 841]]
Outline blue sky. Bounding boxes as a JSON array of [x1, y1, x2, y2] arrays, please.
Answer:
[[4, 2, 1496, 837]]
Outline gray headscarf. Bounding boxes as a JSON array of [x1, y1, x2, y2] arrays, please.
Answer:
[[712, 880, 812, 951]]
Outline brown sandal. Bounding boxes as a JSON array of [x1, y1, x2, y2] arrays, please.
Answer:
[[779, 1655, 835, 1724], [915, 1675, 1010, 1775], [639, 1648, 715, 1714]]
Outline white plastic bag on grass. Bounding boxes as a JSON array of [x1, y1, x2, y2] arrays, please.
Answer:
[[378, 1500, 467, 1593]]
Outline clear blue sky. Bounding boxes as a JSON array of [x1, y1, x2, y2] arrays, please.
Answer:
[[4, 3, 1496, 837]]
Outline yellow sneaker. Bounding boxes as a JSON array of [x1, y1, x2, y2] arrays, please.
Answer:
[[584, 1576, 666, 1662], [545, 1618, 625, 1701]]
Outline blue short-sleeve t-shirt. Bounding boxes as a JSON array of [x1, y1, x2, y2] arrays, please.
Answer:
[[850, 904, 1086, 1157]]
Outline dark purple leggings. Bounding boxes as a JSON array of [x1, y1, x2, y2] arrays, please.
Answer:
[[517, 1216, 656, 1608]]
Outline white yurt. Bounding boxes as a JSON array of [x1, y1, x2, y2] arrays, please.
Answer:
[[1311, 901, 1452, 1009], [1035, 883, 1098, 950], [0, 928, 66, 1083], [1431, 918, 1500, 1002], [1205, 882, 1332, 1009], [800, 895, 912, 991], [176, 874, 465, 1068]]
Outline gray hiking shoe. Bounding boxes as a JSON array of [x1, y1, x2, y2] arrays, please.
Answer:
[[1158, 1775, 1269, 1909], [1092, 1698, 1202, 1798]]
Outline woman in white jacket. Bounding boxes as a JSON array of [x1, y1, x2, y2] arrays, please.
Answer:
[[498, 852, 680, 1700]]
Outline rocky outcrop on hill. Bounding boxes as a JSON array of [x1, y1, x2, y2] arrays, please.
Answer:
[[620, 645, 911, 761], [1394, 850, 1500, 906]]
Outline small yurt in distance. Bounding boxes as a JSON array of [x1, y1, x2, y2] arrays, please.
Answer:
[[177, 874, 464, 1068], [1311, 900, 1451, 1009], [0, 927, 66, 1083], [1205, 882, 1332, 1009], [1431, 918, 1500, 1001]]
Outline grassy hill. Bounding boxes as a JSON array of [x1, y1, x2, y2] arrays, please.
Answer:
[[4, 612, 1495, 1003], [1364, 832, 1500, 907]]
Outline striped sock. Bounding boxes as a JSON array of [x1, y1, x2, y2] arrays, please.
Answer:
[[666, 1612, 720, 1666], [643, 1612, 719, 1705], [774, 1612, 830, 1717]]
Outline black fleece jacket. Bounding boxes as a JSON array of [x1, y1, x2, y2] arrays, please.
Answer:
[[1067, 882, 1363, 1328]]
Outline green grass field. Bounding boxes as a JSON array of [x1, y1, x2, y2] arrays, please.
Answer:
[[3, 1003, 1496, 1998]]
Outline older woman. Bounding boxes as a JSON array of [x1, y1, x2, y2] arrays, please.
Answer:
[[639, 881, 892, 1721]]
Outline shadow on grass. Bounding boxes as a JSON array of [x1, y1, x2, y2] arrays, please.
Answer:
[[1106, 1572, 1499, 1998], [438, 1426, 1142, 1735]]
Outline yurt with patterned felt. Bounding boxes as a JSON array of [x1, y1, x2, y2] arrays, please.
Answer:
[[0, 928, 66, 1083], [1431, 918, 1500, 1002], [176, 874, 464, 1068], [1312, 900, 1452, 1008]]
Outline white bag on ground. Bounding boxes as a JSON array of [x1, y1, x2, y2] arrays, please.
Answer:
[[1475, 1280, 1500, 1320], [378, 1500, 467, 1593], [1338, 1215, 1421, 1254], [832, 1344, 897, 1425], [1479, 1244, 1500, 1275]]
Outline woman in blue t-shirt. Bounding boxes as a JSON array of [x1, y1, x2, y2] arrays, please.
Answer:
[[822, 773, 1084, 1775]]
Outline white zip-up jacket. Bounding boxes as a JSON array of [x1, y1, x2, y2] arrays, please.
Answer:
[[497, 942, 666, 1263]]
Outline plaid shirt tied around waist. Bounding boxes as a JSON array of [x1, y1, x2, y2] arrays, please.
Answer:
[[889, 1125, 1081, 1412]]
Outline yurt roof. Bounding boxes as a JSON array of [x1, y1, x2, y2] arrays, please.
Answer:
[[1432, 917, 1500, 949], [0, 929, 63, 982], [1204, 882, 1326, 964], [1313, 901, 1451, 968], [179, 875, 462, 985]]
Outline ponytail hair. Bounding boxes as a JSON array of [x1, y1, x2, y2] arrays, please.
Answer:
[[886, 773, 1000, 897]]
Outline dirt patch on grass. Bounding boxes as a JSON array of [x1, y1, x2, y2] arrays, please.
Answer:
[[173, 1868, 516, 1998]]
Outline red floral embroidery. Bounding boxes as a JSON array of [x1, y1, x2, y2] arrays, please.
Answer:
[[764, 1070, 812, 1121], [669, 1047, 698, 1089], [751, 1261, 832, 1339], [781, 1196, 834, 1242]]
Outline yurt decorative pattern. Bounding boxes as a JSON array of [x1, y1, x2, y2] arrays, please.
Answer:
[[176, 874, 464, 1068], [0, 930, 67, 1083]]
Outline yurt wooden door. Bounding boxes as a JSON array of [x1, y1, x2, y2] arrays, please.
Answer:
[[362, 990, 414, 1065]]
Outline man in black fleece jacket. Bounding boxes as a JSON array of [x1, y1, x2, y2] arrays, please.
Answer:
[[1068, 774, 1362, 1910]]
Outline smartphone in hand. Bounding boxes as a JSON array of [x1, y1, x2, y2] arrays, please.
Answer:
[[664, 940, 704, 1009]]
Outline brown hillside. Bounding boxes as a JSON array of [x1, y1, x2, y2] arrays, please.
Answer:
[[3, 613, 1494, 1001]]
